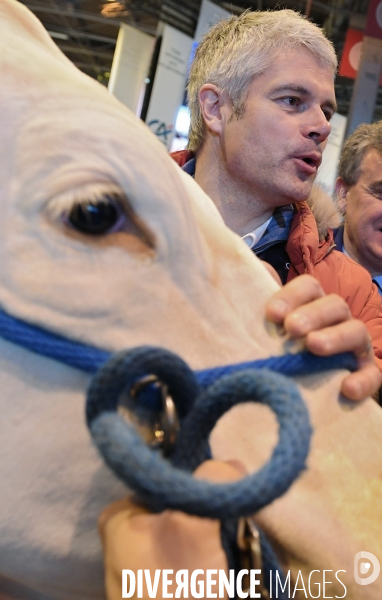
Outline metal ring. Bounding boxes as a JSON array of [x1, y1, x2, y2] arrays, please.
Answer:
[[130, 374, 179, 456]]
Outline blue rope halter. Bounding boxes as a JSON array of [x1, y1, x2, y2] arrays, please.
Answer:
[[0, 305, 357, 384], [0, 305, 358, 597]]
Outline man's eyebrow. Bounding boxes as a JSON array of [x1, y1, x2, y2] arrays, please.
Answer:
[[270, 84, 338, 113]]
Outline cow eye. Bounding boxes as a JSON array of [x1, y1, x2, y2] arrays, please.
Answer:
[[47, 184, 155, 249], [68, 196, 122, 235]]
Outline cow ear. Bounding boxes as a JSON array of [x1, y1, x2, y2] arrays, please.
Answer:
[[198, 84, 232, 137], [335, 177, 348, 214]]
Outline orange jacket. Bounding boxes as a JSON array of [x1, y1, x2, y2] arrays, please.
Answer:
[[287, 200, 382, 368]]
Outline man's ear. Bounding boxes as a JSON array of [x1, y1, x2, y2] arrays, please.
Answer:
[[335, 177, 348, 214], [198, 84, 232, 136]]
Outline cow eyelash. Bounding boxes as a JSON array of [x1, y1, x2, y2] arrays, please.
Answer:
[[46, 183, 125, 220], [46, 183, 155, 245]]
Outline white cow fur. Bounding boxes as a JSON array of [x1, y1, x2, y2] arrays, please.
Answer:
[[0, 2, 382, 599]]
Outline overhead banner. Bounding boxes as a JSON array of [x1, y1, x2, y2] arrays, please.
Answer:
[[108, 23, 154, 116], [344, 0, 382, 136], [167, 1, 231, 151], [316, 113, 347, 197], [339, 28, 364, 79], [194, 0, 231, 43], [365, 0, 382, 39], [339, 27, 382, 83], [145, 24, 193, 149]]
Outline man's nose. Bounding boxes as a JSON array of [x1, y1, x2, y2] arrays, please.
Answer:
[[304, 108, 332, 143]]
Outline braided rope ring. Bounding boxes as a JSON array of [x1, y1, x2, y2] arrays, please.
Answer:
[[86, 347, 312, 520]]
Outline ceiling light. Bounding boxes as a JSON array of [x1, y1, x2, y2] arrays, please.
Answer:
[[101, 2, 128, 17]]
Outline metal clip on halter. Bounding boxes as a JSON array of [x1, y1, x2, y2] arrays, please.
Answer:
[[130, 374, 179, 457], [237, 518, 270, 600]]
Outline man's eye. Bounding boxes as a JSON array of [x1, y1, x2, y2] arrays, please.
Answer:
[[369, 187, 382, 200], [284, 97, 300, 107], [68, 199, 121, 235]]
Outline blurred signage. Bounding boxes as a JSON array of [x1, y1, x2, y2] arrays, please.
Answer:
[[316, 113, 347, 197], [194, 0, 231, 42], [339, 27, 382, 83], [365, 0, 382, 39], [339, 28, 364, 79], [108, 24, 154, 115], [145, 25, 193, 149]]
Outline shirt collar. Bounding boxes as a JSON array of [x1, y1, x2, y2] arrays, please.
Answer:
[[182, 157, 196, 177]]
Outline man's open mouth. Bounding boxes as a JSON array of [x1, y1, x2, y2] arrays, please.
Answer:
[[298, 154, 321, 169]]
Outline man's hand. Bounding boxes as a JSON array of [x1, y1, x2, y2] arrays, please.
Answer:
[[99, 461, 245, 600], [265, 274, 381, 401]]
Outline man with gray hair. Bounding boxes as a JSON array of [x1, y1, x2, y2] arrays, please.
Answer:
[[171, 9, 382, 371], [335, 122, 382, 294]]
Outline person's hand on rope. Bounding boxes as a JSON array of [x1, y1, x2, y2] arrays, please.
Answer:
[[264, 273, 381, 402], [99, 460, 246, 600]]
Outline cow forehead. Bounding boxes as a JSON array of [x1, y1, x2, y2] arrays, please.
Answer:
[[0, 0, 190, 220]]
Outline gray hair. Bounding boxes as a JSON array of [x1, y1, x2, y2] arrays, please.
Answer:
[[338, 122, 382, 186], [187, 9, 337, 152]]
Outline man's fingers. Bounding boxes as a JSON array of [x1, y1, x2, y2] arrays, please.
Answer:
[[283, 294, 352, 338], [344, 335, 381, 401], [266, 274, 325, 324], [340, 364, 382, 402], [264, 273, 381, 402], [304, 319, 381, 401], [304, 318, 372, 357]]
